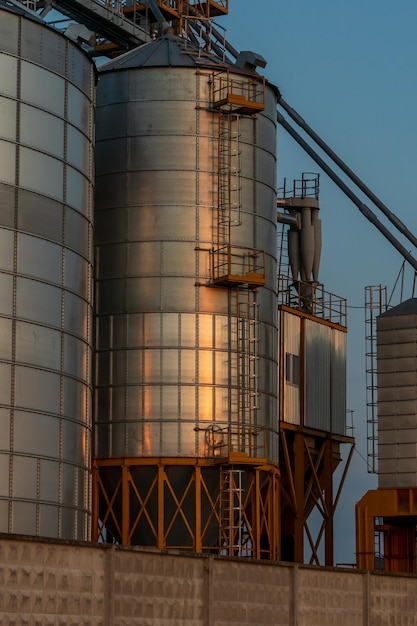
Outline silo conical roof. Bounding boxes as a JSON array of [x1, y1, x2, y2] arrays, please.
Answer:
[[379, 297, 417, 317], [0, 0, 43, 21], [99, 32, 229, 72]]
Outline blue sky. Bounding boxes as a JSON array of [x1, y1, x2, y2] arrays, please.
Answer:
[[223, 1, 417, 563]]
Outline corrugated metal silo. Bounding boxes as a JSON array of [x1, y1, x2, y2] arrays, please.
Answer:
[[94, 34, 280, 556], [0, 5, 95, 540], [377, 298, 417, 489]]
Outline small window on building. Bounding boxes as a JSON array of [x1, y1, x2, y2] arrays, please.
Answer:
[[285, 352, 299, 386]]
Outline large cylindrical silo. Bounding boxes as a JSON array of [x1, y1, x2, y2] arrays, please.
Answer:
[[377, 298, 417, 488], [94, 34, 279, 556], [0, 5, 95, 540]]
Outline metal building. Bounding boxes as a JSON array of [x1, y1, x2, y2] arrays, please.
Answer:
[[0, 4, 95, 540], [277, 177, 353, 565], [93, 33, 281, 557]]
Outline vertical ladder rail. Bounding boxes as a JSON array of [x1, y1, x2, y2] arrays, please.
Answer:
[[365, 284, 387, 473], [216, 113, 242, 273], [236, 288, 259, 454], [220, 468, 244, 556]]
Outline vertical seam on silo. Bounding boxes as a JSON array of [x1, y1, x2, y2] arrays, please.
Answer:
[[87, 60, 94, 526], [109, 315, 113, 457], [58, 38, 69, 539], [195, 72, 200, 444], [73, 464, 79, 539], [36, 459, 40, 536], [141, 313, 145, 452], [160, 247, 163, 456], [177, 313, 181, 454], [9, 15, 22, 533], [125, 220, 130, 457], [252, 117, 257, 249]]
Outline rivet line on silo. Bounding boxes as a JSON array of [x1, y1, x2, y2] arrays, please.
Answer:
[[8, 16, 23, 535], [35, 459, 41, 536], [159, 300, 163, 455], [73, 465, 79, 539], [141, 314, 145, 455], [176, 313, 181, 452]]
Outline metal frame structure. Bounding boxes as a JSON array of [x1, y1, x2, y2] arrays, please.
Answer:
[[280, 426, 354, 565], [356, 488, 417, 573], [92, 456, 280, 559]]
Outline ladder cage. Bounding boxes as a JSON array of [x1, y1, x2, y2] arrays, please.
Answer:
[[365, 284, 387, 473]]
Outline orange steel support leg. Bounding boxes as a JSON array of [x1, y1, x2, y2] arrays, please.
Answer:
[[195, 466, 202, 553], [294, 432, 305, 563], [271, 470, 280, 560], [253, 469, 260, 560], [356, 488, 417, 572], [92, 465, 99, 542], [324, 439, 334, 566], [356, 502, 375, 570], [157, 464, 165, 550], [122, 464, 130, 545]]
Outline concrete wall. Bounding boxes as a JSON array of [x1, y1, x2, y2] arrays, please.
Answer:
[[1, 536, 417, 625]]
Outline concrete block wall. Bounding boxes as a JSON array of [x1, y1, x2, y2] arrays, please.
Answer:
[[1, 536, 417, 625]]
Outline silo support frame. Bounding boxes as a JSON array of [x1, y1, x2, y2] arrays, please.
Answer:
[[92, 457, 280, 559], [280, 427, 354, 566], [356, 488, 417, 572]]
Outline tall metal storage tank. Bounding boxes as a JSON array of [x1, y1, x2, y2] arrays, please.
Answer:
[[377, 298, 417, 489], [0, 5, 95, 540], [94, 34, 280, 556]]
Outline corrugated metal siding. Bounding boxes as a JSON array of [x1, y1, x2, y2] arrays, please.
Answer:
[[281, 312, 300, 425], [304, 321, 346, 435], [280, 312, 347, 434], [377, 312, 417, 488], [305, 320, 331, 431], [331, 329, 347, 435]]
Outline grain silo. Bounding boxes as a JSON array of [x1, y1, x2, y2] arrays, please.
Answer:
[[0, 3, 95, 540], [357, 298, 417, 572], [93, 33, 281, 557]]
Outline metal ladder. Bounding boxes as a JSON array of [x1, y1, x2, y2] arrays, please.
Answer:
[[236, 288, 259, 445], [365, 284, 387, 473], [217, 112, 242, 239], [219, 468, 244, 556]]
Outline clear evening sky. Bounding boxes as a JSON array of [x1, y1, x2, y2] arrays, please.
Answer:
[[223, 0, 417, 563]]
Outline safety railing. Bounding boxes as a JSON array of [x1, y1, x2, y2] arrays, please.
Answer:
[[278, 274, 347, 326], [278, 172, 320, 200], [204, 424, 266, 459], [212, 245, 265, 286], [212, 70, 265, 114]]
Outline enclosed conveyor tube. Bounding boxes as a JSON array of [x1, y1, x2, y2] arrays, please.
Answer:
[[279, 98, 417, 250], [278, 111, 417, 273]]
